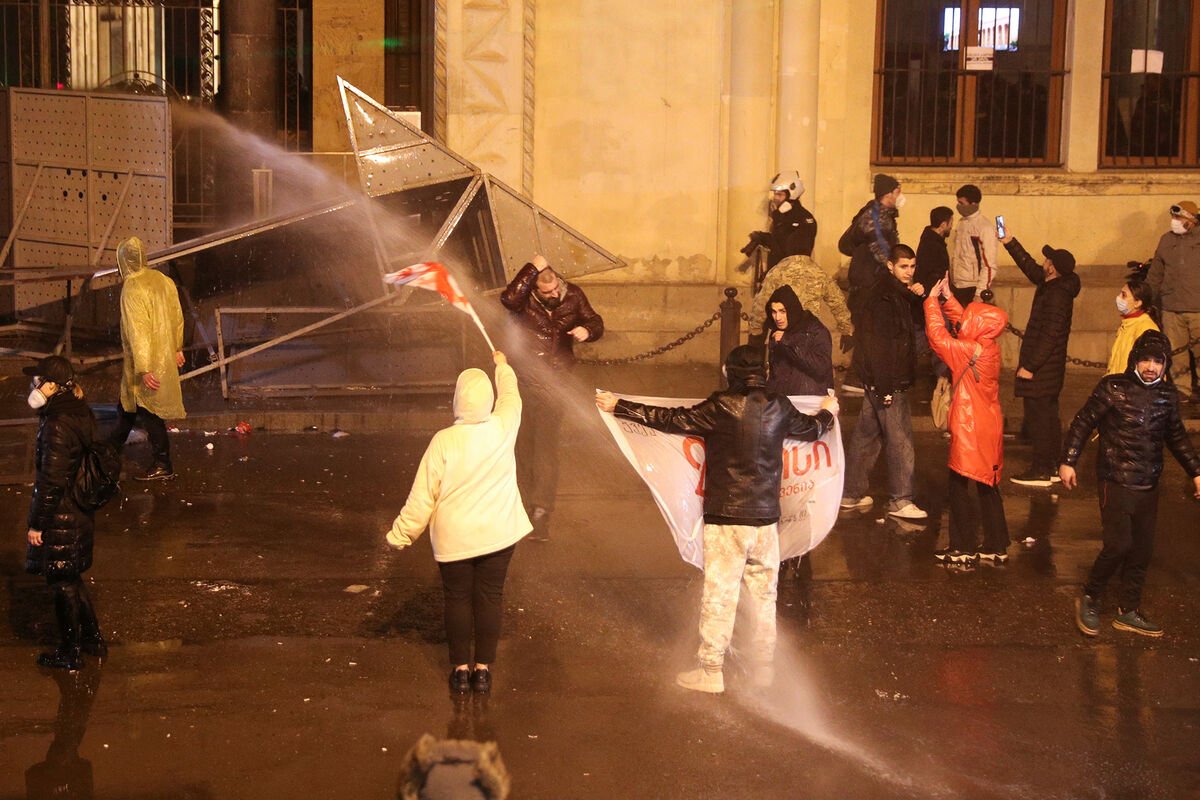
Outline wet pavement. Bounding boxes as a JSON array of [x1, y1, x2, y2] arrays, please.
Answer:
[[2, 367, 1200, 798]]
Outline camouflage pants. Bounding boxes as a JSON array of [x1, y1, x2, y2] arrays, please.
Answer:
[[697, 523, 780, 670]]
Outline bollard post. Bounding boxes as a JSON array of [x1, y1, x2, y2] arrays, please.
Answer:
[[719, 287, 741, 385]]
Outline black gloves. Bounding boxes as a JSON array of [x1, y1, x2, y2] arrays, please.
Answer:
[[740, 231, 769, 256]]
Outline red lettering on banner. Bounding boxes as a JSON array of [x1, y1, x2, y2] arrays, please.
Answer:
[[782, 440, 833, 479], [682, 436, 706, 497]]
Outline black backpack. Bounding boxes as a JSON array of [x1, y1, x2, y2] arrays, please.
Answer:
[[73, 438, 122, 512]]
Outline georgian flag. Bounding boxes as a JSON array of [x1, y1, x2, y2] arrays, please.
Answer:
[[384, 261, 494, 350]]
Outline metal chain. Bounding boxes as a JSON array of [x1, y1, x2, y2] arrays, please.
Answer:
[[578, 310, 722, 366], [1005, 322, 1200, 371]]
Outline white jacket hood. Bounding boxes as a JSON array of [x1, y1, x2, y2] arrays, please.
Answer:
[[453, 368, 495, 424]]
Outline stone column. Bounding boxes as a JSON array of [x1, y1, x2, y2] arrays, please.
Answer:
[[221, 0, 280, 141], [775, 0, 820, 202], [721, 0, 778, 284]]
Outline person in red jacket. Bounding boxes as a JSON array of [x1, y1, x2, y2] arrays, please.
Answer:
[[924, 277, 1010, 564]]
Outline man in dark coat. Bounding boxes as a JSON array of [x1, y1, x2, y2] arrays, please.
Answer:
[[500, 254, 604, 539], [23, 355, 107, 670], [1002, 231, 1081, 486], [763, 284, 834, 397], [842, 244, 927, 520], [1061, 330, 1200, 638], [595, 346, 837, 693], [914, 206, 954, 377]]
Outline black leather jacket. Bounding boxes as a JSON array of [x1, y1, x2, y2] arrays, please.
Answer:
[[1062, 372, 1200, 489], [26, 392, 96, 580], [500, 263, 604, 372], [613, 376, 834, 522]]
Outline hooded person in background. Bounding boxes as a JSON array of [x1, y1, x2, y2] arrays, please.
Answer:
[[762, 284, 834, 397], [1000, 231, 1081, 488], [387, 351, 530, 695], [23, 355, 107, 670], [111, 236, 185, 481], [948, 184, 997, 306], [1061, 330, 1200, 638], [746, 252, 853, 354], [742, 171, 818, 267], [1146, 200, 1200, 402], [595, 346, 837, 694], [500, 254, 604, 540]]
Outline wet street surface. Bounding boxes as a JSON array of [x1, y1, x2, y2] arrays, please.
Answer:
[[3, 408, 1200, 798]]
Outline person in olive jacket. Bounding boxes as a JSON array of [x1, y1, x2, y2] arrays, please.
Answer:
[[595, 346, 837, 694], [1001, 230, 1081, 487], [500, 254, 604, 540], [1061, 330, 1200, 639], [22, 355, 107, 670]]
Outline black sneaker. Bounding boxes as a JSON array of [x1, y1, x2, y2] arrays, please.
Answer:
[[934, 549, 978, 565], [81, 637, 109, 659], [136, 465, 176, 482], [449, 667, 471, 694], [1075, 594, 1100, 637], [37, 646, 83, 671], [528, 508, 551, 541], [470, 667, 492, 694], [1010, 470, 1055, 487], [1112, 608, 1164, 637]]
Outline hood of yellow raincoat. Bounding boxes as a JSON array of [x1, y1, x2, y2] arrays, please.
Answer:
[[453, 368, 494, 424], [116, 236, 148, 280], [959, 302, 1008, 342]]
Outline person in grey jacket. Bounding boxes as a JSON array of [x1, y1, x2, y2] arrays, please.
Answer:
[[1146, 200, 1200, 401]]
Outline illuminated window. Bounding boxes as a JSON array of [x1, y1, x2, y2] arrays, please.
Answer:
[[1101, 0, 1200, 168], [875, 0, 1068, 165]]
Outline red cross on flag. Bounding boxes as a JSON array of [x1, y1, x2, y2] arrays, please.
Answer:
[[383, 261, 494, 350]]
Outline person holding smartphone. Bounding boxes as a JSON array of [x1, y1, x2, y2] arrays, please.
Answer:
[[999, 226, 1081, 487]]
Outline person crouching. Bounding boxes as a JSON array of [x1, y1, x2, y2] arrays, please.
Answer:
[[386, 351, 530, 694]]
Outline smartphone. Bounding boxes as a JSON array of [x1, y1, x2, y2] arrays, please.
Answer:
[[995, 215, 1006, 238]]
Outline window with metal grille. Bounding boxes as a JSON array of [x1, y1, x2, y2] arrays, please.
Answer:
[[1101, 0, 1200, 168], [873, 0, 1068, 166]]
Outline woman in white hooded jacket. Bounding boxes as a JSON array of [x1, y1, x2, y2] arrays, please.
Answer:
[[387, 351, 531, 694]]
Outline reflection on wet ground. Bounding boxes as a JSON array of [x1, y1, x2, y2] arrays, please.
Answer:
[[2, 423, 1199, 799]]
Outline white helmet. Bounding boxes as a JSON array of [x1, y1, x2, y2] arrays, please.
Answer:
[[770, 171, 804, 201]]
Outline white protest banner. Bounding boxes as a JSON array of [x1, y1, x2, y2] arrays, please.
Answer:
[[598, 394, 843, 570]]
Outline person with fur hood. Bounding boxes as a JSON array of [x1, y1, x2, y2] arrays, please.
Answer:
[[1061, 330, 1200, 638], [763, 284, 834, 397], [387, 351, 530, 696], [924, 277, 1010, 565]]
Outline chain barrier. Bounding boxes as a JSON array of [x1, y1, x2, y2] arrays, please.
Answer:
[[577, 310, 721, 366], [580, 295, 1200, 377]]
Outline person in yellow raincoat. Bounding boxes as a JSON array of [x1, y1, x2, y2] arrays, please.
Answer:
[[110, 236, 185, 481]]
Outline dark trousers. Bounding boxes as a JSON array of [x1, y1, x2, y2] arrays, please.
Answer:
[[1023, 395, 1061, 474], [1085, 482, 1159, 611], [947, 470, 1009, 553], [48, 576, 101, 649], [437, 544, 516, 666], [516, 384, 564, 513], [111, 405, 171, 469]]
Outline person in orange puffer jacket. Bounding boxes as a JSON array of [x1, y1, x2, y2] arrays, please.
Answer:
[[924, 277, 1010, 565]]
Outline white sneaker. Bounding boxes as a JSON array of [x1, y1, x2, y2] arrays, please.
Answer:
[[840, 496, 873, 510], [676, 667, 724, 694], [888, 502, 928, 520]]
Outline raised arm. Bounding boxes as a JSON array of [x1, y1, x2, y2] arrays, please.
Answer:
[[492, 357, 522, 433], [499, 263, 539, 312], [1002, 237, 1044, 287]]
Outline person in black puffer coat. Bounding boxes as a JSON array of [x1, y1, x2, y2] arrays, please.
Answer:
[[763, 284, 834, 397], [22, 355, 106, 670], [1002, 233, 1082, 485], [1060, 330, 1200, 639]]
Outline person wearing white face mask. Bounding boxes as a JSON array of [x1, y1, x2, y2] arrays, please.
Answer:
[[947, 184, 998, 307], [1106, 277, 1160, 376], [21, 355, 107, 670], [1146, 200, 1200, 402]]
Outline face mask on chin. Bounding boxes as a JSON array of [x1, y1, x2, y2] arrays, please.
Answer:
[[1170, 218, 1188, 235]]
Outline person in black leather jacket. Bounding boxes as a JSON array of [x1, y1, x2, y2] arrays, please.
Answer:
[[595, 345, 836, 693], [1060, 330, 1200, 638], [22, 355, 107, 670]]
